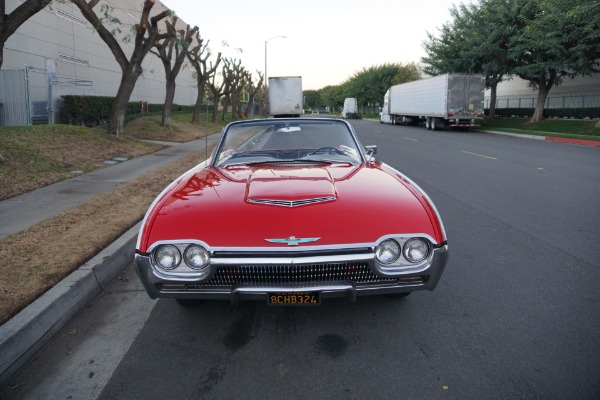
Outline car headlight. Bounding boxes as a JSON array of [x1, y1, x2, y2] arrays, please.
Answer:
[[403, 238, 430, 263], [184, 245, 210, 270], [375, 239, 401, 264], [154, 245, 181, 270]]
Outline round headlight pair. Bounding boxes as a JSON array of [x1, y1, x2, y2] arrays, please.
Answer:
[[154, 244, 210, 271], [375, 238, 430, 264]]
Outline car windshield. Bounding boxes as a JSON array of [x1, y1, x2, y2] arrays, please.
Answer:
[[213, 119, 364, 167]]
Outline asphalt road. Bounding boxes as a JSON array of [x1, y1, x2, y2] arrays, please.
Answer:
[[2, 120, 599, 400]]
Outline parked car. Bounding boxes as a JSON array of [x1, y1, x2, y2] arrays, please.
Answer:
[[135, 117, 448, 306]]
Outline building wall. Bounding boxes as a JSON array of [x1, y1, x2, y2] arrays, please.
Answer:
[[492, 75, 600, 96], [2, 0, 198, 124]]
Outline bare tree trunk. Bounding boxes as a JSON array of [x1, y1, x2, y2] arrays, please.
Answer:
[[531, 86, 550, 123], [162, 79, 176, 127], [211, 95, 219, 122], [222, 96, 229, 121], [110, 72, 140, 137], [192, 89, 204, 124], [488, 82, 498, 120]]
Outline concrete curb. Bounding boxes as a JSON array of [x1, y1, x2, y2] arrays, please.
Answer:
[[478, 129, 600, 147], [0, 222, 141, 387], [478, 130, 546, 141]]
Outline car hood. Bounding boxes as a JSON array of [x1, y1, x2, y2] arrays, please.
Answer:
[[139, 163, 444, 251]]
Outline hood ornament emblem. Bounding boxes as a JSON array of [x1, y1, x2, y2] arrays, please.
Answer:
[[265, 236, 320, 246]]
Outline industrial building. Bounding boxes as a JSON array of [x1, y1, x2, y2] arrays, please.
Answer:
[[1, 0, 197, 126]]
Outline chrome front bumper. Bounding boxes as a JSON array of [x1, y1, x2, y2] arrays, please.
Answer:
[[134, 245, 449, 302]]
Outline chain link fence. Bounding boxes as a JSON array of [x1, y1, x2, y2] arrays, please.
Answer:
[[0, 70, 29, 126]]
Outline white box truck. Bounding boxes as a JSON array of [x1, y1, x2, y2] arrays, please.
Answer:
[[268, 76, 304, 117], [342, 97, 360, 119], [379, 73, 485, 130]]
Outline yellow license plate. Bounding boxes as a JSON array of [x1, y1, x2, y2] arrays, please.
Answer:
[[268, 291, 320, 306]]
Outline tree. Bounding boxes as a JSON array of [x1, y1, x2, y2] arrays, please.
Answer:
[[185, 32, 221, 124], [303, 89, 322, 110], [347, 63, 420, 111], [391, 62, 421, 86], [71, 0, 173, 137], [509, 0, 600, 122], [151, 18, 198, 128], [0, 0, 53, 68], [244, 71, 263, 117], [206, 63, 226, 123], [229, 59, 248, 119], [422, 0, 514, 119], [321, 84, 346, 113]]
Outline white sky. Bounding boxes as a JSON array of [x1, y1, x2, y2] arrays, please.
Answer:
[[159, 0, 458, 90]]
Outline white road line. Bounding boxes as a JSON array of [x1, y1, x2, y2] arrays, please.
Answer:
[[403, 137, 418, 142], [462, 150, 497, 160]]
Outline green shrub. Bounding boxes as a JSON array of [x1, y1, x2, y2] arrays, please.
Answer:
[[486, 107, 599, 119], [60, 95, 197, 126]]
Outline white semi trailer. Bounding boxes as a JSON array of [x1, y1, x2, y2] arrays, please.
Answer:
[[379, 73, 485, 130], [268, 76, 304, 117], [342, 97, 360, 119]]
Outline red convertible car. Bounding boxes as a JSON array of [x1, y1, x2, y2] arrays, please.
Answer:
[[135, 118, 448, 306]]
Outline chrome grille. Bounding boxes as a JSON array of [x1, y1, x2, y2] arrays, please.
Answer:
[[191, 263, 396, 288], [247, 196, 336, 207]]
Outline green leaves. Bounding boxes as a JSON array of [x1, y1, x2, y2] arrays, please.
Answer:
[[422, 0, 600, 121], [311, 63, 420, 110]]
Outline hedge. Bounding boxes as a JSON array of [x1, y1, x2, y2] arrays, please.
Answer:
[[59, 95, 200, 126], [486, 107, 600, 119]]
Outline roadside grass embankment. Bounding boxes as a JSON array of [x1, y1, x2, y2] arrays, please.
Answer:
[[478, 117, 600, 141], [0, 114, 226, 325]]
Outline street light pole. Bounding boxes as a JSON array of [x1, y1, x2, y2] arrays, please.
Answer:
[[264, 35, 287, 116], [264, 35, 287, 85]]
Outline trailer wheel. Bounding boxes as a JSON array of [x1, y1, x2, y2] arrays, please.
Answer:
[[425, 117, 431, 130], [431, 118, 439, 131]]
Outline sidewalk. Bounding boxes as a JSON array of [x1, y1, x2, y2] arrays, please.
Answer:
[[0, 134, 221, 386], [0, 136, 220, 239]]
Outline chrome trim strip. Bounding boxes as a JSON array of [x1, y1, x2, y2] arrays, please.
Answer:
[[235, 285, 352, 293], [210, 253, 374, 266], [144, 233, 439, 254], [248, 196, 336, 207], [385, 165, 448, 242]]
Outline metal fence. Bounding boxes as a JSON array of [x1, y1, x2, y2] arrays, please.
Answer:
[[0, 67, 92, 127], [0, 69, 29, 126], [486, 93, 600, 109]]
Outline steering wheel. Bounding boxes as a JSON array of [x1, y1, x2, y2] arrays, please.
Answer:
[[309, 147, 344, 155]]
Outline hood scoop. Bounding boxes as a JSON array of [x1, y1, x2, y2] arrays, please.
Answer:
[[246, 168, 337, 207]]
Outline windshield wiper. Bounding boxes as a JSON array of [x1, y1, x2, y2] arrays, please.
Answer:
[[224, 159, 339, 168], [247, 159, 333, 166], [297, 158, 353, 165]]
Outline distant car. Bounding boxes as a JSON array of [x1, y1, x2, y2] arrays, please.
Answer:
[[135, 117, 448, 306]]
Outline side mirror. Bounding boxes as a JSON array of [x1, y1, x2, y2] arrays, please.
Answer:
[[365, 145, 378, 156]]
